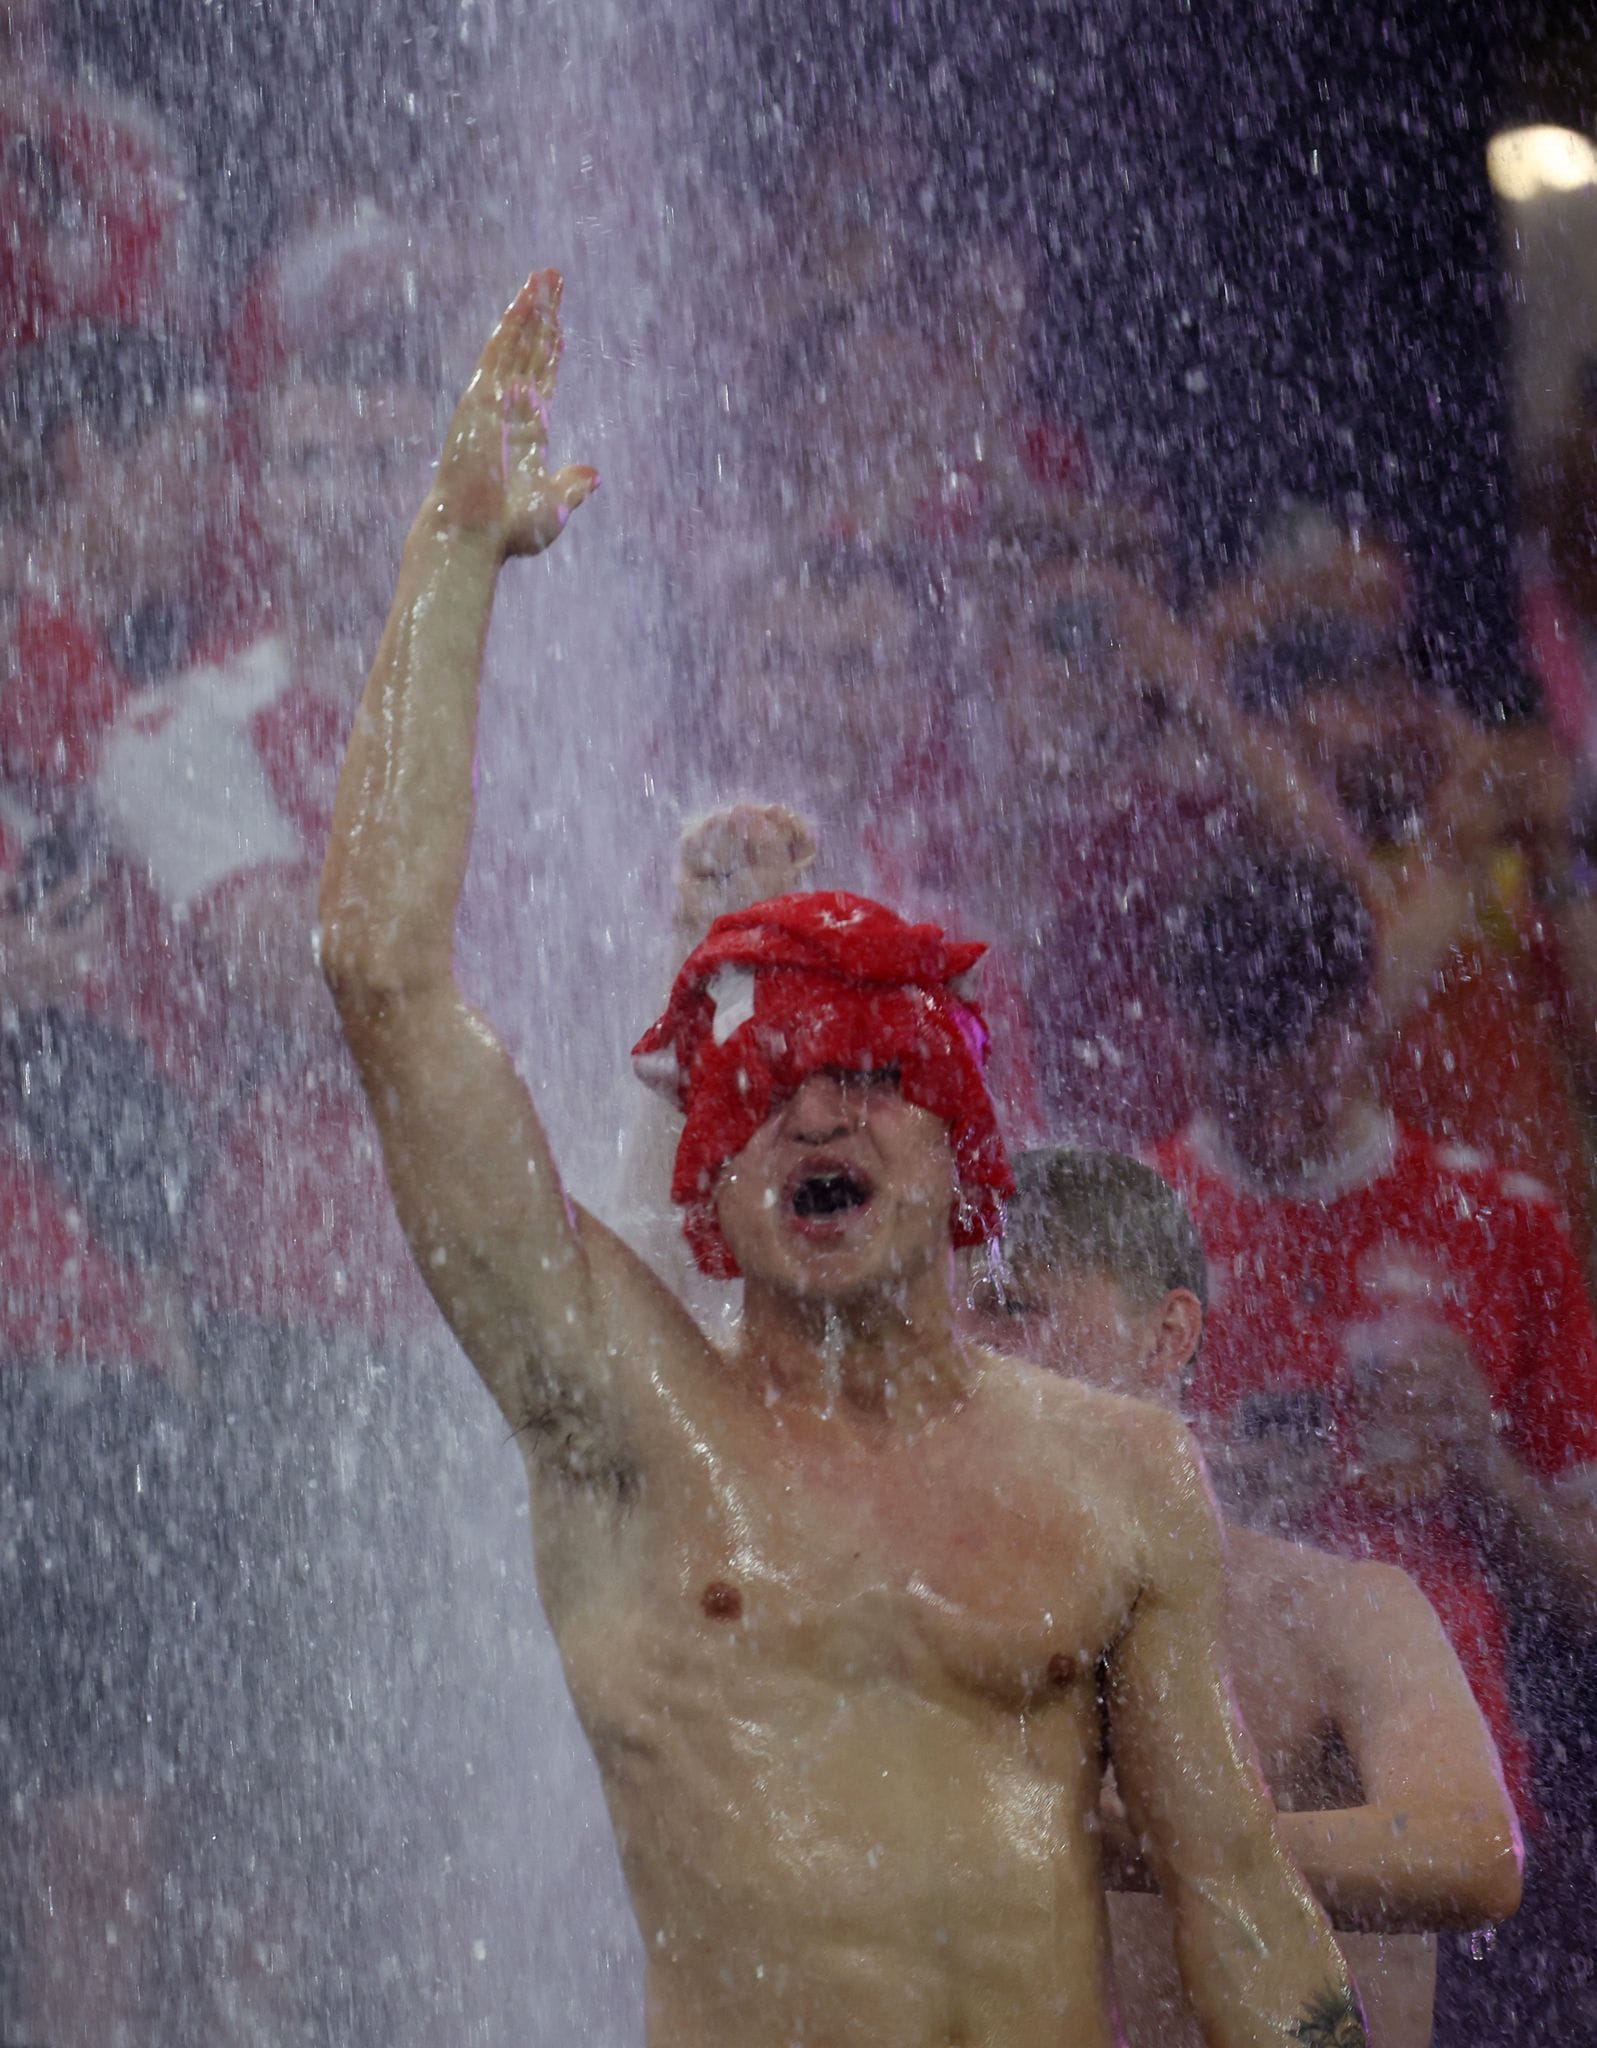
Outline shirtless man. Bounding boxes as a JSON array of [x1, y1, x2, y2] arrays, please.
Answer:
[[975, 1148, 1523, 2046], [318, 269, 1367, 2046]]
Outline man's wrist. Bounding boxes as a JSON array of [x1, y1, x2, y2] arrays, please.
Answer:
[[408, 493, 510, 565]]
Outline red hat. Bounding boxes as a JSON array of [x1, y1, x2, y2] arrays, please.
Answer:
[[632, 890, 1014, 1278], [0, 78, 197, 349]]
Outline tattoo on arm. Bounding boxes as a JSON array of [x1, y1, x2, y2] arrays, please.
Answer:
[[1291, 1988, 1368, 2046]]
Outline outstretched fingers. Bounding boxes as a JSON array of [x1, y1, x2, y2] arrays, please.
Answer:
[[477, 267, 566, 406], [440, 270, 595, 552], [506, 268, 566, 399]]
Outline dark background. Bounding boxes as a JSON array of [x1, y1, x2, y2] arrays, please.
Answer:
[[51, 0, 1597, 718]]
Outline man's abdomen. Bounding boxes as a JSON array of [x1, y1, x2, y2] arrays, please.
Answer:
[[580, 1644, 1117, 2048]]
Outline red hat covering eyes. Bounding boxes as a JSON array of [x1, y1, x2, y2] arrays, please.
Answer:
[[631, 890, 1014, 1278]]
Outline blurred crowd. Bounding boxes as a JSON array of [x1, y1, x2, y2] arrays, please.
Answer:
[[0, 14, 485, 2044], [5, 10, 1597, 2046], [665, 138, 1597, 2048]]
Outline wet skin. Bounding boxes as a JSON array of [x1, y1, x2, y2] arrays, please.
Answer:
[[983, 1263, 1519, 2048], [319, 271, 1362, 2048], [526, 1074, 1206, 2045], [1109, 1533, 1437, 2048], [321, 1026, 1347, 2047], [1103, 1525, 1519, 2048], [539, 1345, 1178, 2047]]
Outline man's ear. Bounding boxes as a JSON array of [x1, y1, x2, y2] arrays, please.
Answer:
[[1150, 1287, 1204, 1378]]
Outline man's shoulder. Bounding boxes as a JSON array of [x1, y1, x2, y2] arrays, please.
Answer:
[[1224, 1529, 1443, 1706], [1226, 1523, 1419, 1623], [1169, 1117, 1569, 1254], [982, 1353, 1189, 1455], [979, 1366, 1216, 1593], [974, 1359, 1201, 1524]]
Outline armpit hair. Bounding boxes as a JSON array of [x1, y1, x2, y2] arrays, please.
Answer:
[[1290, 1988, 1368, 2047], [512, 1365, 639, 1506]]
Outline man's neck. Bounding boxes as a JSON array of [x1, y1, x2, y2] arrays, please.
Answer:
[[737, 1265, 980, 1430]]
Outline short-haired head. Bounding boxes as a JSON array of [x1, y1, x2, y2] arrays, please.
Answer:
[[1156, 849, 1379, 1181], [231, 208, 448, 640], [228, 207, 443, 399], [1158, 847, 1375, 1070], [977, 1146, 1206, 1404], [0, 321, 231, 644], [1004, 1146, 1207, 1311]]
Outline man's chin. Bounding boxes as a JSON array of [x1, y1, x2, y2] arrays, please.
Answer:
[[740, 1219, 924, 1303], [753, 1242, 888, 1300]]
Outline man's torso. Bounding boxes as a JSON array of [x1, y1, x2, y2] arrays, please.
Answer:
[[525, 1346, 1170, 2048]]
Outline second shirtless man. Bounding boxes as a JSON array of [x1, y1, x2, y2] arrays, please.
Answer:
[[317, 270, 1366, 2047]]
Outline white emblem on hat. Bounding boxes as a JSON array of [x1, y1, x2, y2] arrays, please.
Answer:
[[709, 965, 757, 1046]]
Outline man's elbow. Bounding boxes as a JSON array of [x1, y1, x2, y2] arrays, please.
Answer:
[[1462, 1813, 1525, 1927], [317, 911, 449, 1020], [1418, 1802, 1524, 1929], [318, 916, 390, 1014]]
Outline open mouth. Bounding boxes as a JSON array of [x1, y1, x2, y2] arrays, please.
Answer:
[[785, 1161, 875, 1228]]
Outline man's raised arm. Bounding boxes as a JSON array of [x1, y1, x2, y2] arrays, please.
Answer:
[[1107, 1414, 1366, 2048], [318, 271, 654, 1443]]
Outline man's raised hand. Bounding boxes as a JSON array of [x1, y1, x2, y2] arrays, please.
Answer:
[[430, 268, 598, 557], [675, 803, 818, 944]]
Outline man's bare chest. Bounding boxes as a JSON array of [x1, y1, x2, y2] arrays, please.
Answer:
[[547, 1412, 1144, 1735]]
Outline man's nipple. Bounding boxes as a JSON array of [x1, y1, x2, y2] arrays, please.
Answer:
[[701, 1580, 744, 1622]]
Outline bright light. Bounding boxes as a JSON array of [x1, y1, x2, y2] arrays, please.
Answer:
[[1488, 125, 1597, 203]]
